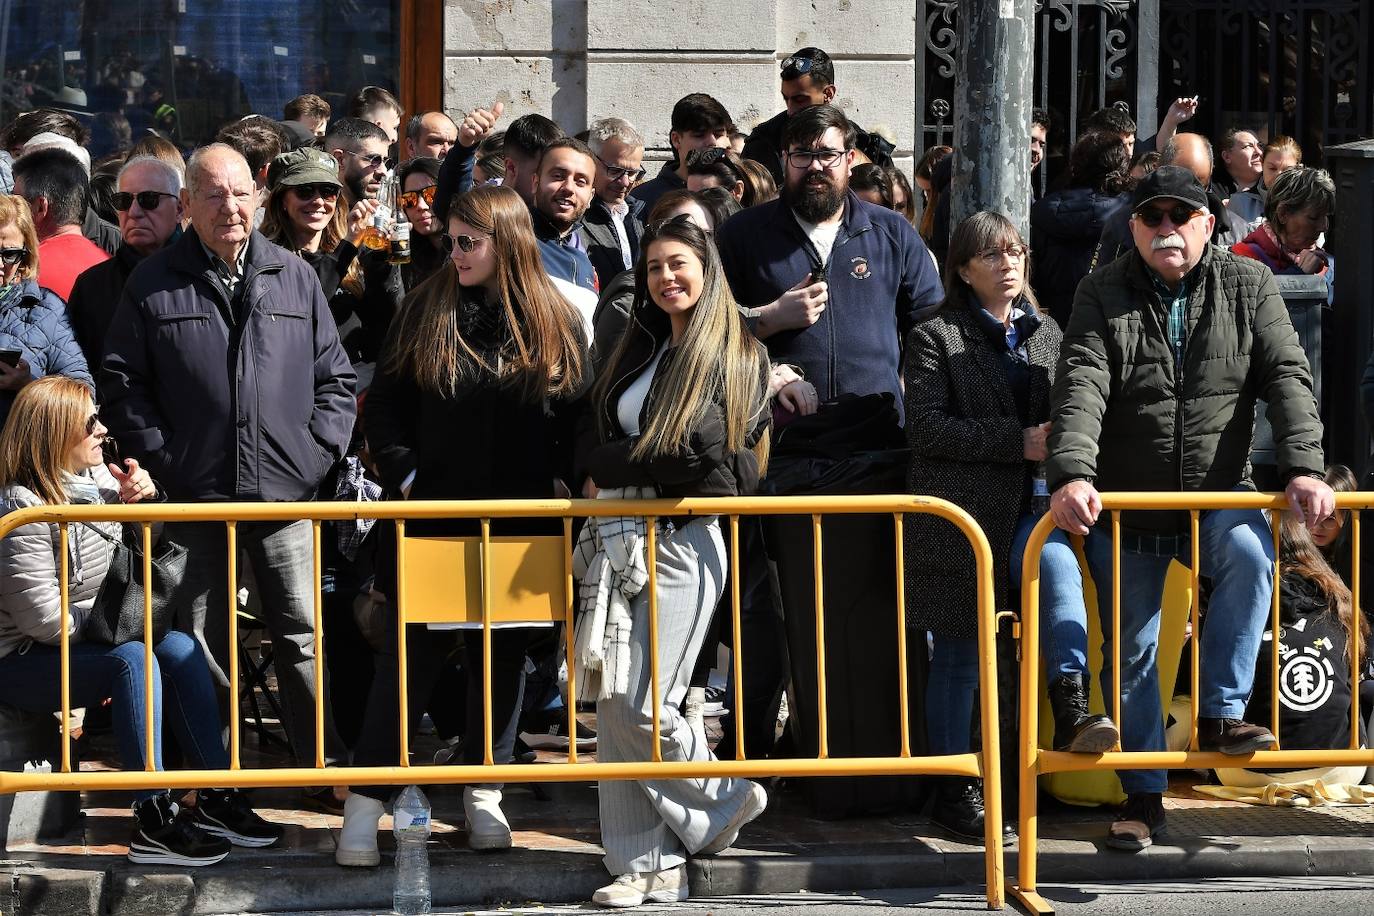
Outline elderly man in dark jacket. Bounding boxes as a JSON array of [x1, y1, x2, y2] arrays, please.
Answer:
[[1046, 166, 1332, 853], [68, 155, 184, 374], [101, 143, 356, 776]]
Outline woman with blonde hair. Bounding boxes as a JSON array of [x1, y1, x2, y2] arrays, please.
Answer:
[[0, 194, 90, 429], [337, 185, 588, 865], [0, 377, 280, 865], [580, 216, 771, 907]]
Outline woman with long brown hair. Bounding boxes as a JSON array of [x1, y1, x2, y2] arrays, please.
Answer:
[[336, 185, 588, 865], [580, 216, 771, 907]]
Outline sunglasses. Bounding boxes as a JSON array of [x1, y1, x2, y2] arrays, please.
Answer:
[[112, 190, 177, 212], [291, 183, 341, 202], [597, 156, 646, 183], [348, 151, 396, 170], [1134, 204, 1201, 228], [397, 185, 437, 209], [780, 55, 818, 78], [0, 247, 26, 266], [85, 410, 102, 436], [442, 233, 491, 254]]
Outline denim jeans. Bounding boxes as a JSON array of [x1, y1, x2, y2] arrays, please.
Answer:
[[1081, 505, 1274, 794], [1011, 517, 1089, 683], [0, 631, 228, 801], [928, 515, 1089, 756]]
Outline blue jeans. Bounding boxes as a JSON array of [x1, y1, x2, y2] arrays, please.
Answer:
[[0, 631, 228, 801], [928, 515, 1088, 756], [1081, 505, 1274, 794], [1011, 517, 1089, 683]]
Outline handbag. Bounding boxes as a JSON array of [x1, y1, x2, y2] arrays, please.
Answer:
[[80, 523, 186, 646]]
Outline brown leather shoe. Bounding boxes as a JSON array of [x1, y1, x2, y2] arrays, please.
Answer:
[[1105, 792, 1165, 852], [1197, 717, 1277, 755]]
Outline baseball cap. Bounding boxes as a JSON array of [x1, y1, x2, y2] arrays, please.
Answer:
[[20, 132, 91, 175], [1131, 164, 1208, 213], [266, 148, 342, 192]]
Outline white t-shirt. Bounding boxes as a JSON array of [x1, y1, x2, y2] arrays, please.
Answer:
[[616, 342, 669, 436], [793, 212, 843, 269]]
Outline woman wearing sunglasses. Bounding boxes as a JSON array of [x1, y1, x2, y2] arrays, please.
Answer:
[[260, 149, 402, 366], [580, 216, 772, 907], [336, 185, 588, 865], [0, 376, 282, 866], [0, 194, 91, 431], [395, 157, 446, 291]]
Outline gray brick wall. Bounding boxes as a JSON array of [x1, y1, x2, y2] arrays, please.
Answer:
[[442, 0, 919, 173]]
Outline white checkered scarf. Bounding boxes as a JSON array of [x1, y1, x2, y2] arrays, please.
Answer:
[[571, 487, 655, 701]]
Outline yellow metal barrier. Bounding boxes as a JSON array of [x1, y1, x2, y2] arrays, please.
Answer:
[[1010, 492, 1374, 916], [0, 495, 1007, 909]]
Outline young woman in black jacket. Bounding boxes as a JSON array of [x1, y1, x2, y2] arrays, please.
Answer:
[[580, 217, 771, 907], [335, 185, 588, 866]]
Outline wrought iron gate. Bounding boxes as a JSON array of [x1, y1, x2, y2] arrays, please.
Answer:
[[916, 0, 1372, 170]]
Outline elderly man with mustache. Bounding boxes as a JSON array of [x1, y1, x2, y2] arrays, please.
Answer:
[[1045, 165, 1331, 853]]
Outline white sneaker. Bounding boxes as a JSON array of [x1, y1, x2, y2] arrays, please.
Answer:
[[592, 865, 689, 907], [464, 786, 512, 851], [698, 781, 767, 855], [334, 793, 384, 867], [684, 687, 706, 733]]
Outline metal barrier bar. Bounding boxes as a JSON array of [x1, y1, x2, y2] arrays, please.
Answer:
[[1269, 512, 1281, 747], [141, 522, 155, 771], [894, 513, 911, 758], [1188, 510, 1200, 752], [0, 495, 1005, 910], [563, 517, 578, 765], [58, 523, 71, 774], [227, 521, 241, 769], [311, 519, 326, 769], [1011, 492, 1374, 916], [729, 514, 746, 761], [1351, 510, 1362, 750], [395, 518, 410, 767], [1110, 511, 1121, 738], [812, 513, 828, 760]]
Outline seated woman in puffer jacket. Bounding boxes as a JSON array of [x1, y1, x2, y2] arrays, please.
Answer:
[[0, 376, 280, 866]]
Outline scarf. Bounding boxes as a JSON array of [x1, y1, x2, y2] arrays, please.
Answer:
[[570, 486, 655, 701]]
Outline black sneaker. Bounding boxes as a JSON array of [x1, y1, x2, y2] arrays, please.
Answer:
[[189, 789, 284, 848], [519, 712, 597, 750], [129, 794, 232, 867]]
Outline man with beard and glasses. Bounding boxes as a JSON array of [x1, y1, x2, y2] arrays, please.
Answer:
[[325, 118, 393, 203], [1047, 165, 1329, 852], [529, 136, 599, 339], [716, 105, 942, 818], [717, 104, 941, 412]]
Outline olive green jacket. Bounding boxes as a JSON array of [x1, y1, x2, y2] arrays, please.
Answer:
[[1046, 244, 1324, 534]]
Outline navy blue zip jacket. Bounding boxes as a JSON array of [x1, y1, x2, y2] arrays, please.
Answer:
[[716, 191, 942, 416]]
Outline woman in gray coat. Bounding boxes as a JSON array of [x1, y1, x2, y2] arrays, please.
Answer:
[[903, 212, 1116, 843], [0, 376, 279, 866]]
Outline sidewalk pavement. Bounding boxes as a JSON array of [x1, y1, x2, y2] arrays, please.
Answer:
[[5, 721, 1374, 916]]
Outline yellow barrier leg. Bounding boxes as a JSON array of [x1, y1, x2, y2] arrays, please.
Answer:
[[729, 515, 746, 760], [228, 522, 240, 770], [142, 523, 155, 771]]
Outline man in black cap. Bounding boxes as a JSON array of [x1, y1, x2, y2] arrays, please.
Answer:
[[1044, 165, 1331, 853]]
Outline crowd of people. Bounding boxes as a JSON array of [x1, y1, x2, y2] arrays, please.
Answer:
[[0, 44, 1361, 908]]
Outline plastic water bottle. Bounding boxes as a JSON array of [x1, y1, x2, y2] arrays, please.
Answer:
[[392, 785, 432, 915]]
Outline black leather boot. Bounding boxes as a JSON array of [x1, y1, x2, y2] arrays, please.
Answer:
[[1049, 673, 1119, 753], [929, 778, 1016, 844]]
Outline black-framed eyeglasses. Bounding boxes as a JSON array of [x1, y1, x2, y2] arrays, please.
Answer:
[[112, 190, 178, 212], [596, 155, 646, 183], [397, 185, 437, 209], [290, 184, 341, 202], [0, 247, 27, 267], [442, 233, 491, 254], [785, 148, 846, 169], [1134, 204, 1201, 228], [348, 150, 396, 171], [977, 245, 1030, 264], [780, 55, 817, 78]]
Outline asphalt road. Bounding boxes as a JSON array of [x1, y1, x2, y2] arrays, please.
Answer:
[[260, 876, 1374, 916]]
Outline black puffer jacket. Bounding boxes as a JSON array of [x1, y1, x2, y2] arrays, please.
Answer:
[[584, 296, 769, 499], [1047, 244, 1324, 535], [1029, 187, 1130, 327]]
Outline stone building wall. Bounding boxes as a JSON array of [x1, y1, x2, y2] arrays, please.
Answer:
[[442, 0, 919, 170]]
